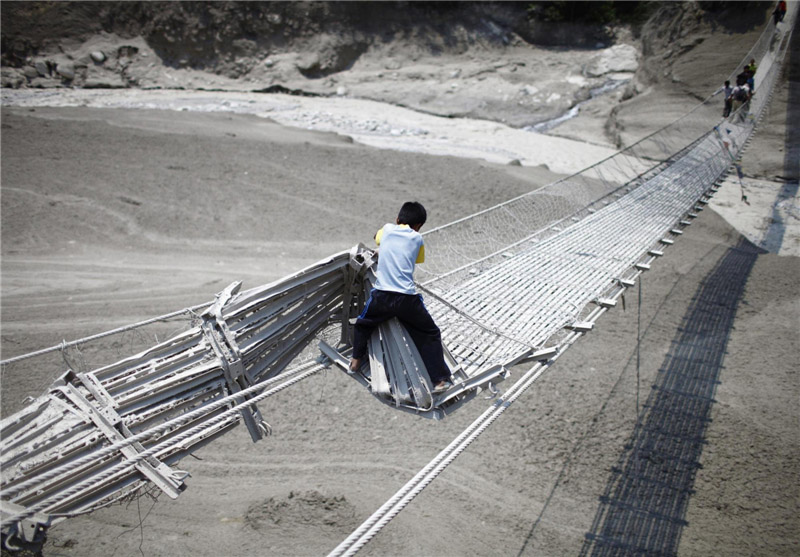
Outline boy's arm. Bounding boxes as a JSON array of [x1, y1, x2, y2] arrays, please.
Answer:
[[374, 227, 383, 256]]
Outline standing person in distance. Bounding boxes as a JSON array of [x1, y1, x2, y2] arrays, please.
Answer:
[[774, 0, 787, 24], [722, 80, 733, 117]]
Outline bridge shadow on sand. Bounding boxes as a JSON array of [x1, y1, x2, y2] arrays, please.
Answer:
[[580, 237, 764, 556]]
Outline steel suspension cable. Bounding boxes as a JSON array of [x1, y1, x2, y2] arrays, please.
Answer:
[[328, 324, 597, 557], [0, 302, 212, 367]]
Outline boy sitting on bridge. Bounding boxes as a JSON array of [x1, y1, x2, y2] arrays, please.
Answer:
[[349, 201, 452, 394]]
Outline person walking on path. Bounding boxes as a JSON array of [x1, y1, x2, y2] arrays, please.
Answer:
[[349, 201, 452, 393]]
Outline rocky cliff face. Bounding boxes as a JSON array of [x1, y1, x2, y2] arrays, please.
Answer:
[[0, 1, 626, 128], [0, 1, 771, 129], [1, 2, 609, 82]]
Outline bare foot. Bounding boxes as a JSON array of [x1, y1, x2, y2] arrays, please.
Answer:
[[348, 358, 361, 373], [433, 380, 452, 393]]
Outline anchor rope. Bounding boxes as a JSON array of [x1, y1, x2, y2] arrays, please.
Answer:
[[329, 321, 598, 557], [416, 283, 537, 352], [0, 303, 211, 367]]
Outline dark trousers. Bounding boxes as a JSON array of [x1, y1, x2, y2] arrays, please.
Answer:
[[352, 289, 450, 384]]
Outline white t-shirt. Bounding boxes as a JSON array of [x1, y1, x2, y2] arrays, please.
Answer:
[[373, 223, 425, 295]]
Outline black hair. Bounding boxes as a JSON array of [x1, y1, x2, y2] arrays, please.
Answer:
[[397, 201, 427, 227]]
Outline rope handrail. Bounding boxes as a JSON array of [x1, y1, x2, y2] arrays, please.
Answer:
[[0, 302, 212, 367], [328, 316, 600, 556]]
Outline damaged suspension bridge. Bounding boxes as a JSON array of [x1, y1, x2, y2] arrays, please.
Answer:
[[1, 12, 794, 553]]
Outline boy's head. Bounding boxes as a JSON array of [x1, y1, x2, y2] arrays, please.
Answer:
[[397, 201, 427, 230], [725, 80, 730, 86]]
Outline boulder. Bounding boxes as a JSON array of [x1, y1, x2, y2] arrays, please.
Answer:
[[28, 76, 62, 89], [57, 61, 76, 80], [84, 75, 126, 88], [90, 51, 106, 63], [34, 60, 48, 77], [1, 68, 26, 88]]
